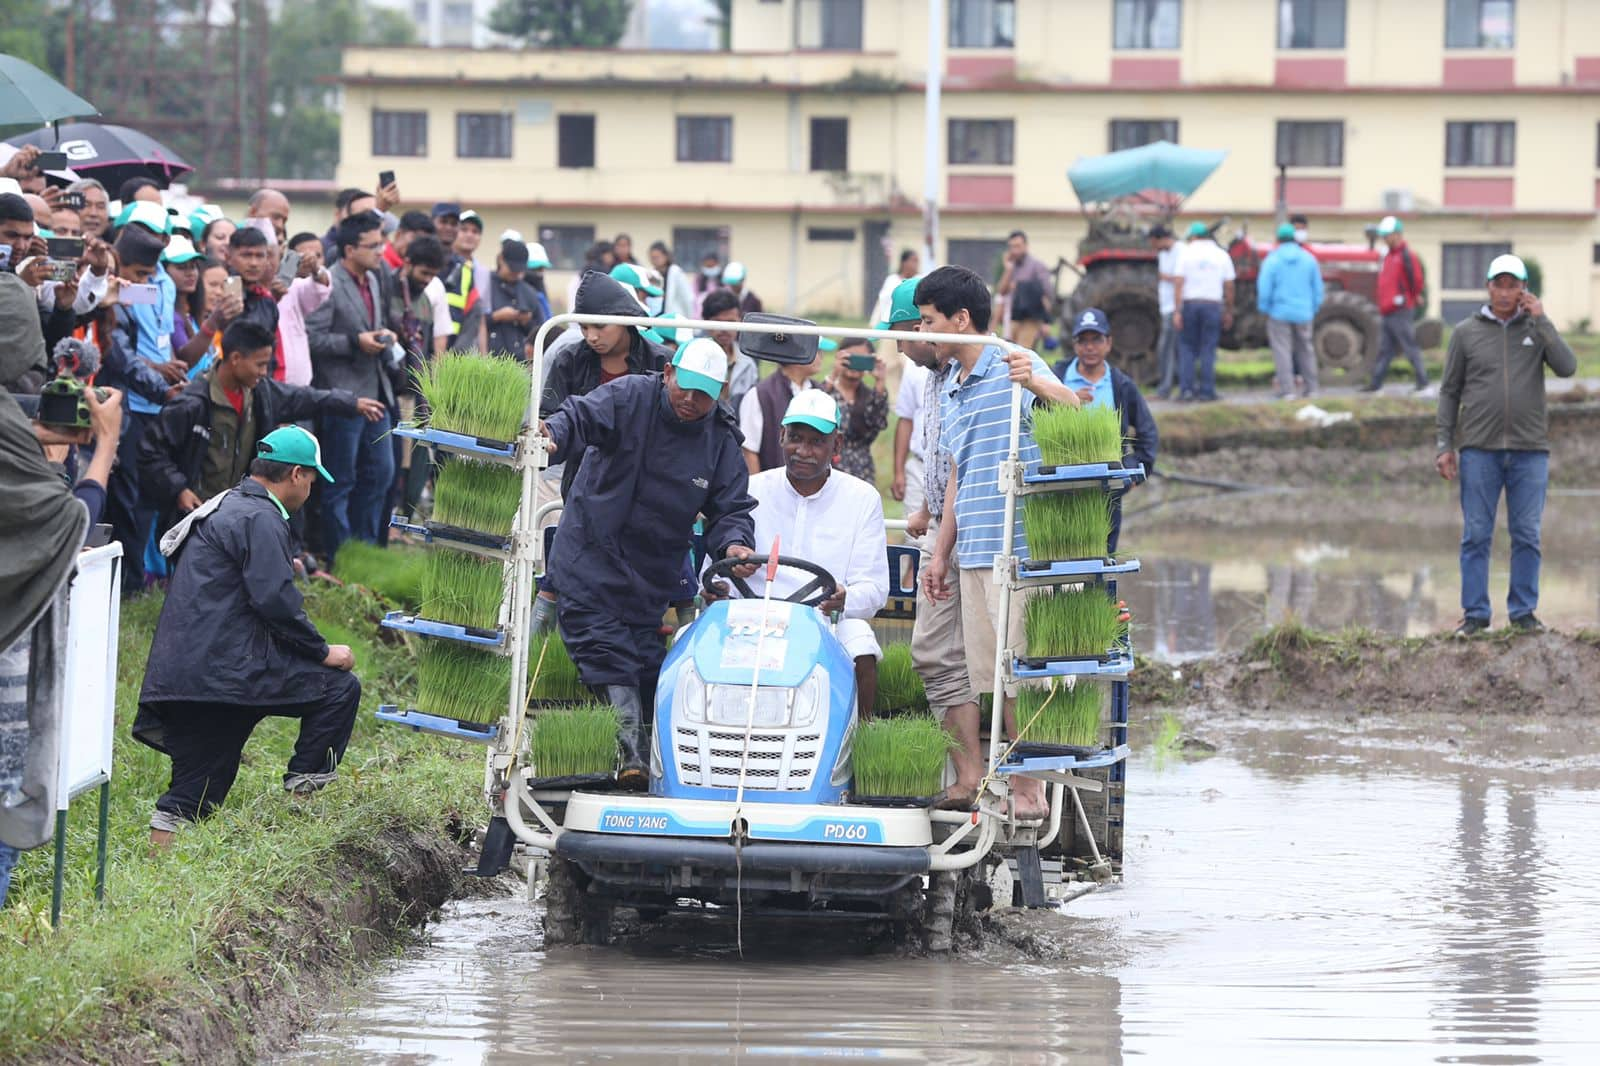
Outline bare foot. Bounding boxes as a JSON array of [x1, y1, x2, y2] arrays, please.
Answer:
[[149, 828, 174, 851]]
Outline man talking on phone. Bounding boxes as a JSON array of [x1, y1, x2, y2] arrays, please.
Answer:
[[1435, 255, 1576, 637]]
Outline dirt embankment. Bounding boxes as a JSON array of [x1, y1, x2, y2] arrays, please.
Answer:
[[34, 828, 482, 1066], [1134, 628, 1600, 719]]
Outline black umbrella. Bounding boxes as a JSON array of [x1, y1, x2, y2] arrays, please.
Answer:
[[5, 122, 192, 192]]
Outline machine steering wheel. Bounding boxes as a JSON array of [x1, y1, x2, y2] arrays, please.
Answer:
[[701, 554, 839, 609]]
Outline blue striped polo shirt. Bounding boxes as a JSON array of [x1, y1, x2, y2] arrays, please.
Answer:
[[940, 344, 1057, 570]]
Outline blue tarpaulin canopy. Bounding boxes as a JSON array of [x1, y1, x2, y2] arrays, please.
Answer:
[[1067, 141, 1228, 205]]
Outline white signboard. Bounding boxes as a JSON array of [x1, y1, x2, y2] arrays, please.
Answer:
[[57, 543, 122, 802]]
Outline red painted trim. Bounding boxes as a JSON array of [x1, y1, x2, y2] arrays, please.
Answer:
[[1443, 56, 1515, 89], [1280, 176, 1343, 208], [1443, 176, 1515, 208], [1577, 57, 1600, 83], [1274, 56, 1345, 88], [947, 55, 1016, 82], [947, 173, 1015, 207], [1110, 56, 1181, 87]]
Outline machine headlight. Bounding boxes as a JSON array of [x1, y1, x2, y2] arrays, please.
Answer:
[[708, 684, 791, 728], [676, 665, 707, 724], [790, 665, 828, 728]]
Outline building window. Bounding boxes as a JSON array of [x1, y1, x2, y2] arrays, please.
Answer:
[[372, 110, 428, 157], [947, 238, 1009, 283], [672, 227, 725, 271], [1441, 243, 1512, 290], [1593, 243, 1600, 267], [1440, 299, 1484, 324], [1446, 121, 1515, 166], [440, 1, 474, 44], [677, 116, 732, 163], [1278, 0, 1345, 49], [1446, 0, 1514, 49], [456, 112, 512, 159], [948, 119, 1013, 165], [950, 0, 1015, 48], [558, 114, 595, 169], [1114, 0, 1181, 50], [807, 226, 856, 242], [537, 225, 595, 270], [1275, 120, 1344, 166], [1109, 119, 1178, 151], [796, 0, 863, 50], [810, 117, 849, 172]]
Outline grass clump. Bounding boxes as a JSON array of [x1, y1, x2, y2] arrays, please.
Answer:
[[852, 715, 953, 797], [415, 642, 513, 725], [529, 703, 621, 778], [431, 457, 521, 535], [1016, 680, 1103, 748], [531, 630, 586, 701], [874, 643, 927, 715], [415, 351, 530, 441], [419, 552, 508, 630], [1033, 403, 1124, 466], [1023, 588, 1127, 660], [1022, 493, 1112, 561], [332, 540, 426, 606]]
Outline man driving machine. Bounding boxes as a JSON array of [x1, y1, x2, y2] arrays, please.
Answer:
[[539, 337, 757, 788]]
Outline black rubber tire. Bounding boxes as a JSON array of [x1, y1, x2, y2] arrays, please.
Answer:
[[542, 857, 612, 946], [923, 871, 959, 953], [1314, 290, 1381, 380], [1069, 262, 1162, 387]]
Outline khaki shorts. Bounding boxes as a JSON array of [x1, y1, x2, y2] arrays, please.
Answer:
[[911, 518, 975, 713], [960, 565, 1028, 698]]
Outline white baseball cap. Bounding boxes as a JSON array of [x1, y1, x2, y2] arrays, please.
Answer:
[[525, 241, 552, 269], [1376, 215, 1403, 236], [1485, 253, 1527, 282], [670, 337, 729, 398], [781, 389, 840, 435], [721, 260, 747, 286]]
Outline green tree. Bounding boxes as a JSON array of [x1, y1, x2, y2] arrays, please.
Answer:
[[0, 0, 50, 69], [489, 0, 633, 48]]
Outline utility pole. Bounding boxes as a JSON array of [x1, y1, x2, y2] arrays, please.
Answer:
[[922, 0, 942, 270]]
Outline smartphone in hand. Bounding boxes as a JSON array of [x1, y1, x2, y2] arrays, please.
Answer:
[[845, 353, 876, 371], [120, 283, 161, 306], [223, 275, 244, 302], [46, 237, 86, 260], [34, 150, 69, 171], [378, 170, 395, 190], [276, 249, 302, 286]]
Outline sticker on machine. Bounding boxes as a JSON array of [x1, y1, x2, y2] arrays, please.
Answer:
[[720, 601, 792, 670]]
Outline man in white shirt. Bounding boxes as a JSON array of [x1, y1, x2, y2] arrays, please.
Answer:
[[871, 248, 921, 328], [1150, 223, 1183, 399], [1173, 221, 1235, 402], [738, 341, 823, 473], [728, 391, 889, 718]]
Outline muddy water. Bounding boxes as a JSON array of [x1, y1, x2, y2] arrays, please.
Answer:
[[285, 721, 1600, 1064], [1123, 489, 1600, 657]]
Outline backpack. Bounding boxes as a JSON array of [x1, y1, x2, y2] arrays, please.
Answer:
[[1012, 277, 1047, 321]]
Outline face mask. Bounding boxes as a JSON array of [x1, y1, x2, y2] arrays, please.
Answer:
[[701, 266, 719, 278], [1293, 228, 1308, 242]]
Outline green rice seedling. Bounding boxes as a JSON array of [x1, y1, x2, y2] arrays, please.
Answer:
[[331, 541, 426, 606], [420, 552, 509, 630], [415, 351, 530, 441], [1016, 680, 1103, 748], [1022, 492, 1112, 561], [852, 715, 953, 797], [873, 643, 928, 715], [1032, 403, 1124, 466], [529, 703, 622, 778], [431, 457, 521, 535], [530, 631, 587, 702], [415, 643, 513, 724], [1023, 588, 1127, 660]]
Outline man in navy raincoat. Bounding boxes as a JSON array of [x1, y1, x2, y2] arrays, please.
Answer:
[[540, 337, 756, 786]]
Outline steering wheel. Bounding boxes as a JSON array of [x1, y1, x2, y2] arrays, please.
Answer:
[[701, 554, 839, 608]]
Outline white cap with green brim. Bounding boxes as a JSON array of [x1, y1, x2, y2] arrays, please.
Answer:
[[721, 260, 747, 286], [161, 235, 205, 264], [526, 241, 552, 269], [1486, 253, 1527, 282], [782, 389, 840, 435], [670, 337, 728, 398], [1376, 215, 1403, 236], [611, 262, 662, 296]]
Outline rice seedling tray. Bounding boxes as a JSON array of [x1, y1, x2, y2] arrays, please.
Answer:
[[389, 516, 514, 557], [1013, 557, 1142, 586], [849, 793, 940, 808], [1015, 461, 1145, 496], [526, 772, 619, 792], [1009, 649, 1134, 681], [374, 705, 501, 743], [382, 610, 507, 648], [996, 743, 1131, 774], [394, 422, 520, 465], [1008, 740, 1102, 759]]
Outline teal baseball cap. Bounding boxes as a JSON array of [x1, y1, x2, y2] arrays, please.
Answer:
[[256, 425, 334, 482], [1187, 221, 1209, 238], [875, 276, 922, 330], [642, 313, 694, 346], [782, 390, 840, 435], [1275, 222, 1296, 241], [610, 262, 662, 297], [670, 338, 729, 399]]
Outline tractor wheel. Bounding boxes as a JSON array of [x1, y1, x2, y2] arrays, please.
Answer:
[[1314, 290, 1380, 380], [542, 856, 612, 947], [1070, 263, 1162, 387]]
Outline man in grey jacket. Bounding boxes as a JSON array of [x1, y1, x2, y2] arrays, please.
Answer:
[[1435, 254, 1576, 635]]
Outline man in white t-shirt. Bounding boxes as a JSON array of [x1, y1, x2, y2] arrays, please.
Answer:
[[1151, 223, 1184, 399], [1173, 221, 1235, 402], [714, 391, 889, 718]]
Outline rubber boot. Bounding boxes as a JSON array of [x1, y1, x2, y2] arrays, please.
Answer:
[[606, 684, 648, 791]]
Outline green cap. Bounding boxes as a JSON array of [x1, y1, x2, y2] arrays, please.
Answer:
[[256, 425, 334, 482], [1275, 222, 1296, 241], [781, 390, 840, 435], [610, 263, 662, 297], [1187, 221, 1209, 238], [818, 337, 839, 353], [670, 338, 729, 399], [875, 276, 922, 330]]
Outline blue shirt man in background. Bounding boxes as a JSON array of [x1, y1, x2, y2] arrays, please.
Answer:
[[1257, 222, 1325, 399]]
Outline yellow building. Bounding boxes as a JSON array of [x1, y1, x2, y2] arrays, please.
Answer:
[[337, 0, 1600, 328]]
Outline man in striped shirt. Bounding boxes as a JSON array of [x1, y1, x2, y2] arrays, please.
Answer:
[[918, 266, 1077, 818]]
